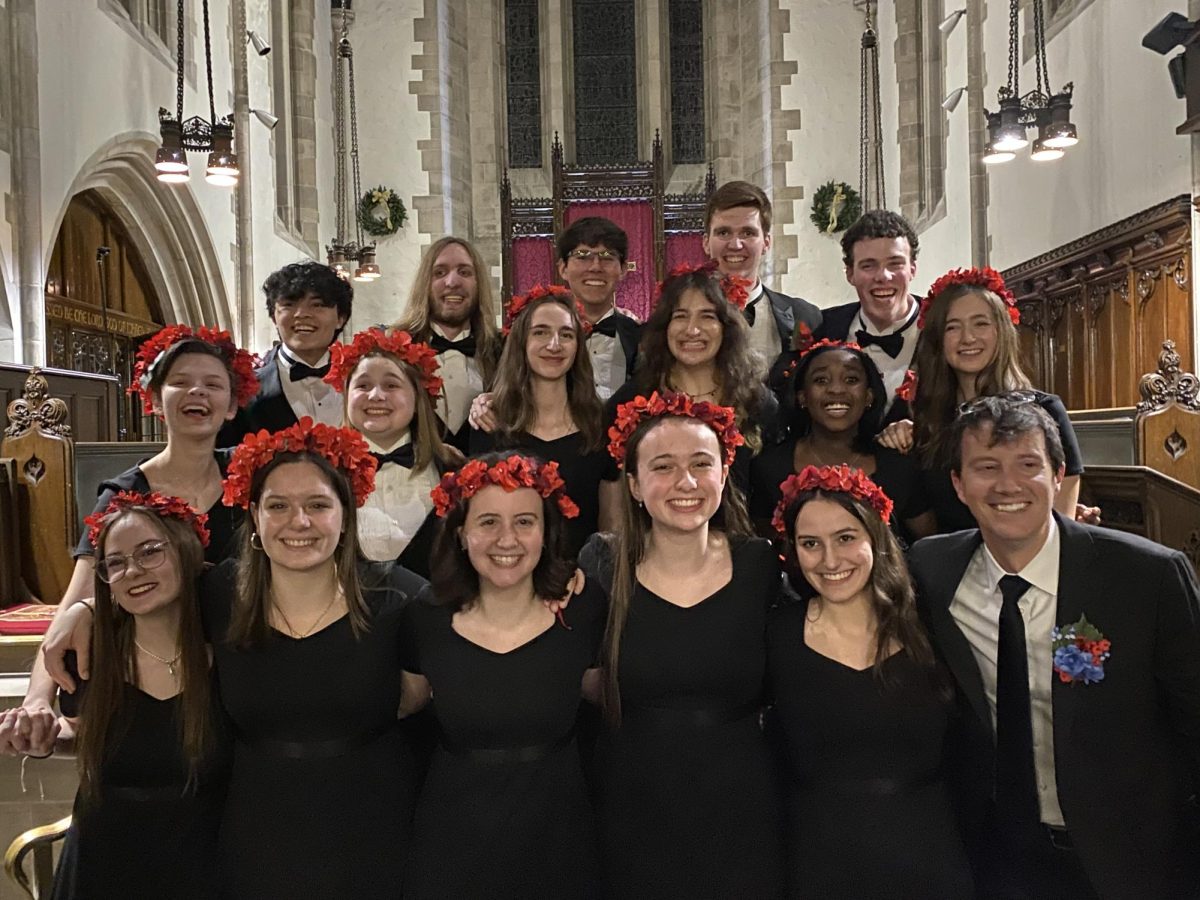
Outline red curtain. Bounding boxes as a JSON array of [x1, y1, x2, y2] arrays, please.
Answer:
[[666, 233, 707, 273], [512, 238, 556, 296], [565, 201, 654, 321]]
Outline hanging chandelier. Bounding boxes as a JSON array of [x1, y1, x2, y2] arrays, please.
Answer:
[[155, 0, 239, 186], [326, 9, 380, 283], [858, 0, 886, 209], [983, 0, 1079, 165]]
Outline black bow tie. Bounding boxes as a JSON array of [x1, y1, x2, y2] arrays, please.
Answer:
[[743, 297, 761, 327], [288, 361, 331, 382], [429, 334, 476, 357], [371, 445, 415, 469], [590, 316, 620, 338], [854, 329, 906, 359]]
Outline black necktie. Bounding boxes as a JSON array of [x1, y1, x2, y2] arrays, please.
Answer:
[[854, 329, 905, 359], [371, 445, 415, 469], [590, 316, 620, 338], [743, 298, 760, 327], [288, 361, 331, 382], [995, 574, 1040, 828], [429, 334, 476, 357]]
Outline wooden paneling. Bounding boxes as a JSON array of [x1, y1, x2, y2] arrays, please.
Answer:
[[0, 363, 119, 442], [1004, 195, 1193, 412], [1080, 465, 1200, 574]]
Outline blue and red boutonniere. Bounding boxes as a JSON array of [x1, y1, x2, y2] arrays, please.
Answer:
[[1051, 615, 1111, 685]]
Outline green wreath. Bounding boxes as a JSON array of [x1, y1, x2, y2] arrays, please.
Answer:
[[358, 186, 408, 237], [809, 180, 862, 235]]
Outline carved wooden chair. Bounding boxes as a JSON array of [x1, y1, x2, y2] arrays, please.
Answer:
[[4, 817, 72, 899], [1135, 339, 1200, 491]]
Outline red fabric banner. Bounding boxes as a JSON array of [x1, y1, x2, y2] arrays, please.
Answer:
[[665, 233, 708, 274], [512, 237, 556, 296], [565, 201, 654, 321]]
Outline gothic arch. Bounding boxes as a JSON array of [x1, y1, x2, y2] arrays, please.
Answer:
[[46, 132, 232, 330]]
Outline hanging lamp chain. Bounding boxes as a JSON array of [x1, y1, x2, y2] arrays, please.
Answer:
[[202, 0, 217, 125], [174, 0, 185, 122], [1003, 0, 1019, 99], [347, 36, 365, 250], [332, 17, 349, 245], [1032, 0, 1050, 99]]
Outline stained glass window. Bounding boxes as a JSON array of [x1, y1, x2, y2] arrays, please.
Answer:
[[506, 0, 543, 168], [668, 0, 704, 163], [573, 0, 637, 164]]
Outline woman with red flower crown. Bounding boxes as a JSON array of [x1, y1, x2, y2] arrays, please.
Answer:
[[767, 466, 972, 897], [581, 393, 785, 898], [203, 421, 428, 897], [325, 327, 464, 577], [470, 286, 611, 555], [8, 326, 256, 754], [398, 452, 606, 898], [877, 268, 1084, 531]]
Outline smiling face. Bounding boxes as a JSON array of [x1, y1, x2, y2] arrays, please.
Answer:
[[151, 351, 237, 436], [942, 290, 998, 379], [100, 513, 182, 617], [557, 243, 623, 314], [429, 242, 479, 333], [252, 461, 345, 574], [346, 355, 417, 448], [525, 302, 578, 382], [666, 288, 723, 370], [791, 497, 874, 605], [799, 349, 873, 437], [703, 206, 771, 284], [952, 424, 1062, 561], [271, 292, 346, 364], [629, 418, 727, 533], [845, 236, 916, 329], [459, 485, 544, 592]]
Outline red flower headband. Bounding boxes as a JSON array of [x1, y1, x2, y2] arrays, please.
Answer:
[[222, 418, 378, 509], [607, 390, 745, 470], [918, 267, 1020, 329], [655, 261, 753, 311], [85, 490, 211, 549], [130, 325, 260, 415], [431, 455, 580, 519], [771, 465, 894, 534], [503, 284, 593, 337], [325, 328, 443, 399]]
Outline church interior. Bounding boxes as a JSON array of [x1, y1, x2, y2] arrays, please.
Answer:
[[1, 0, 1200, 895]]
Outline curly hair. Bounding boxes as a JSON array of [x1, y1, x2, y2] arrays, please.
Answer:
[[262, 261, 353, 321], [840, 209, 920, 267]]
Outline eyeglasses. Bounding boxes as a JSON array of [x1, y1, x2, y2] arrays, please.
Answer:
[[96, 540, 170, 584], [956, 389, 1038, 417], [566, 249, 621, 265]]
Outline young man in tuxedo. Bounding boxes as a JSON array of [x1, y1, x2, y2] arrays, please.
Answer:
[[556, 216, 640, 400], [909, 395, 1200, 900], [815, 210, 920, 419], [218, 261, 351, 445], [702, 180, 821, 369]]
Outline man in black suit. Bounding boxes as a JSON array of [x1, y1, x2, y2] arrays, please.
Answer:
[[556, 216, 641, 399], [815, 210, 920, 420], [909, 395, 1200, 900], [702, 180, 821, 370], [218, 261, 352, 445]]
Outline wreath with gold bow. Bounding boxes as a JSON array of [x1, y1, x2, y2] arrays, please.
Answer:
[[809, 180, 862, 235], [358, 186, 408, 237]]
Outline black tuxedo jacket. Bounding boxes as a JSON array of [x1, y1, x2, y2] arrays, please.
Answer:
[[761, 287, 822, 355], [811, 300, 859, 343], [910, 514, 1200, 899], [217, 345, 301, 447], [596, 312, 641, 384]]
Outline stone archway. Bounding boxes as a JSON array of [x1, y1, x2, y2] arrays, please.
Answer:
[[0, 265, 13, 363], [46, 132, 233, 331]]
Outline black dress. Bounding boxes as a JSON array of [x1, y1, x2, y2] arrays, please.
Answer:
[[203, 559, 427, 898], [470, 429, 607, 556], [767, 600, 973, 899], [402, 582, 607, 899], [51, 669, 230, 900], [581, 535, 785, 899], [75, 451, 242, 565], [923, 390, 1084, 532], [749, 440, 930, 544]]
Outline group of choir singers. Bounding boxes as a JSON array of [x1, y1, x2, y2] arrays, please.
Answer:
[[1, 182, 1198, 900]]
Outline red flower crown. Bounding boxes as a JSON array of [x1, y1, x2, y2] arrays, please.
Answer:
[[503, 284, 593, 337], [771, 464, 894, 535], [895, 369, 918, 403], [918, 267, 1020, 329], [431, 455, 580, 519], [222, 418, 378, 509], [84, 490, 211, 549], [324, 328, 443, 399], [655, 261, 753, 311], [607, 391, 745, 470], [130, 325, 260, 415]]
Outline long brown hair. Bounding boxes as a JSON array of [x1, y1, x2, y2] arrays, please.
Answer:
[[78, 510, 212, 796], [600, 415, 753, 726], [490, 293, 604, 451], [635, 270, 768, 452], [229, 452, 370, 648], [913, 283, 1032, 468], [393, 236, 500, 387], [341, 352, 463, 473]]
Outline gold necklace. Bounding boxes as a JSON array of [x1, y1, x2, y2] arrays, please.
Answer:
[[133, 640, 182, 677], [666, 377, 718, 399], [273, 591, 341, 639]]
